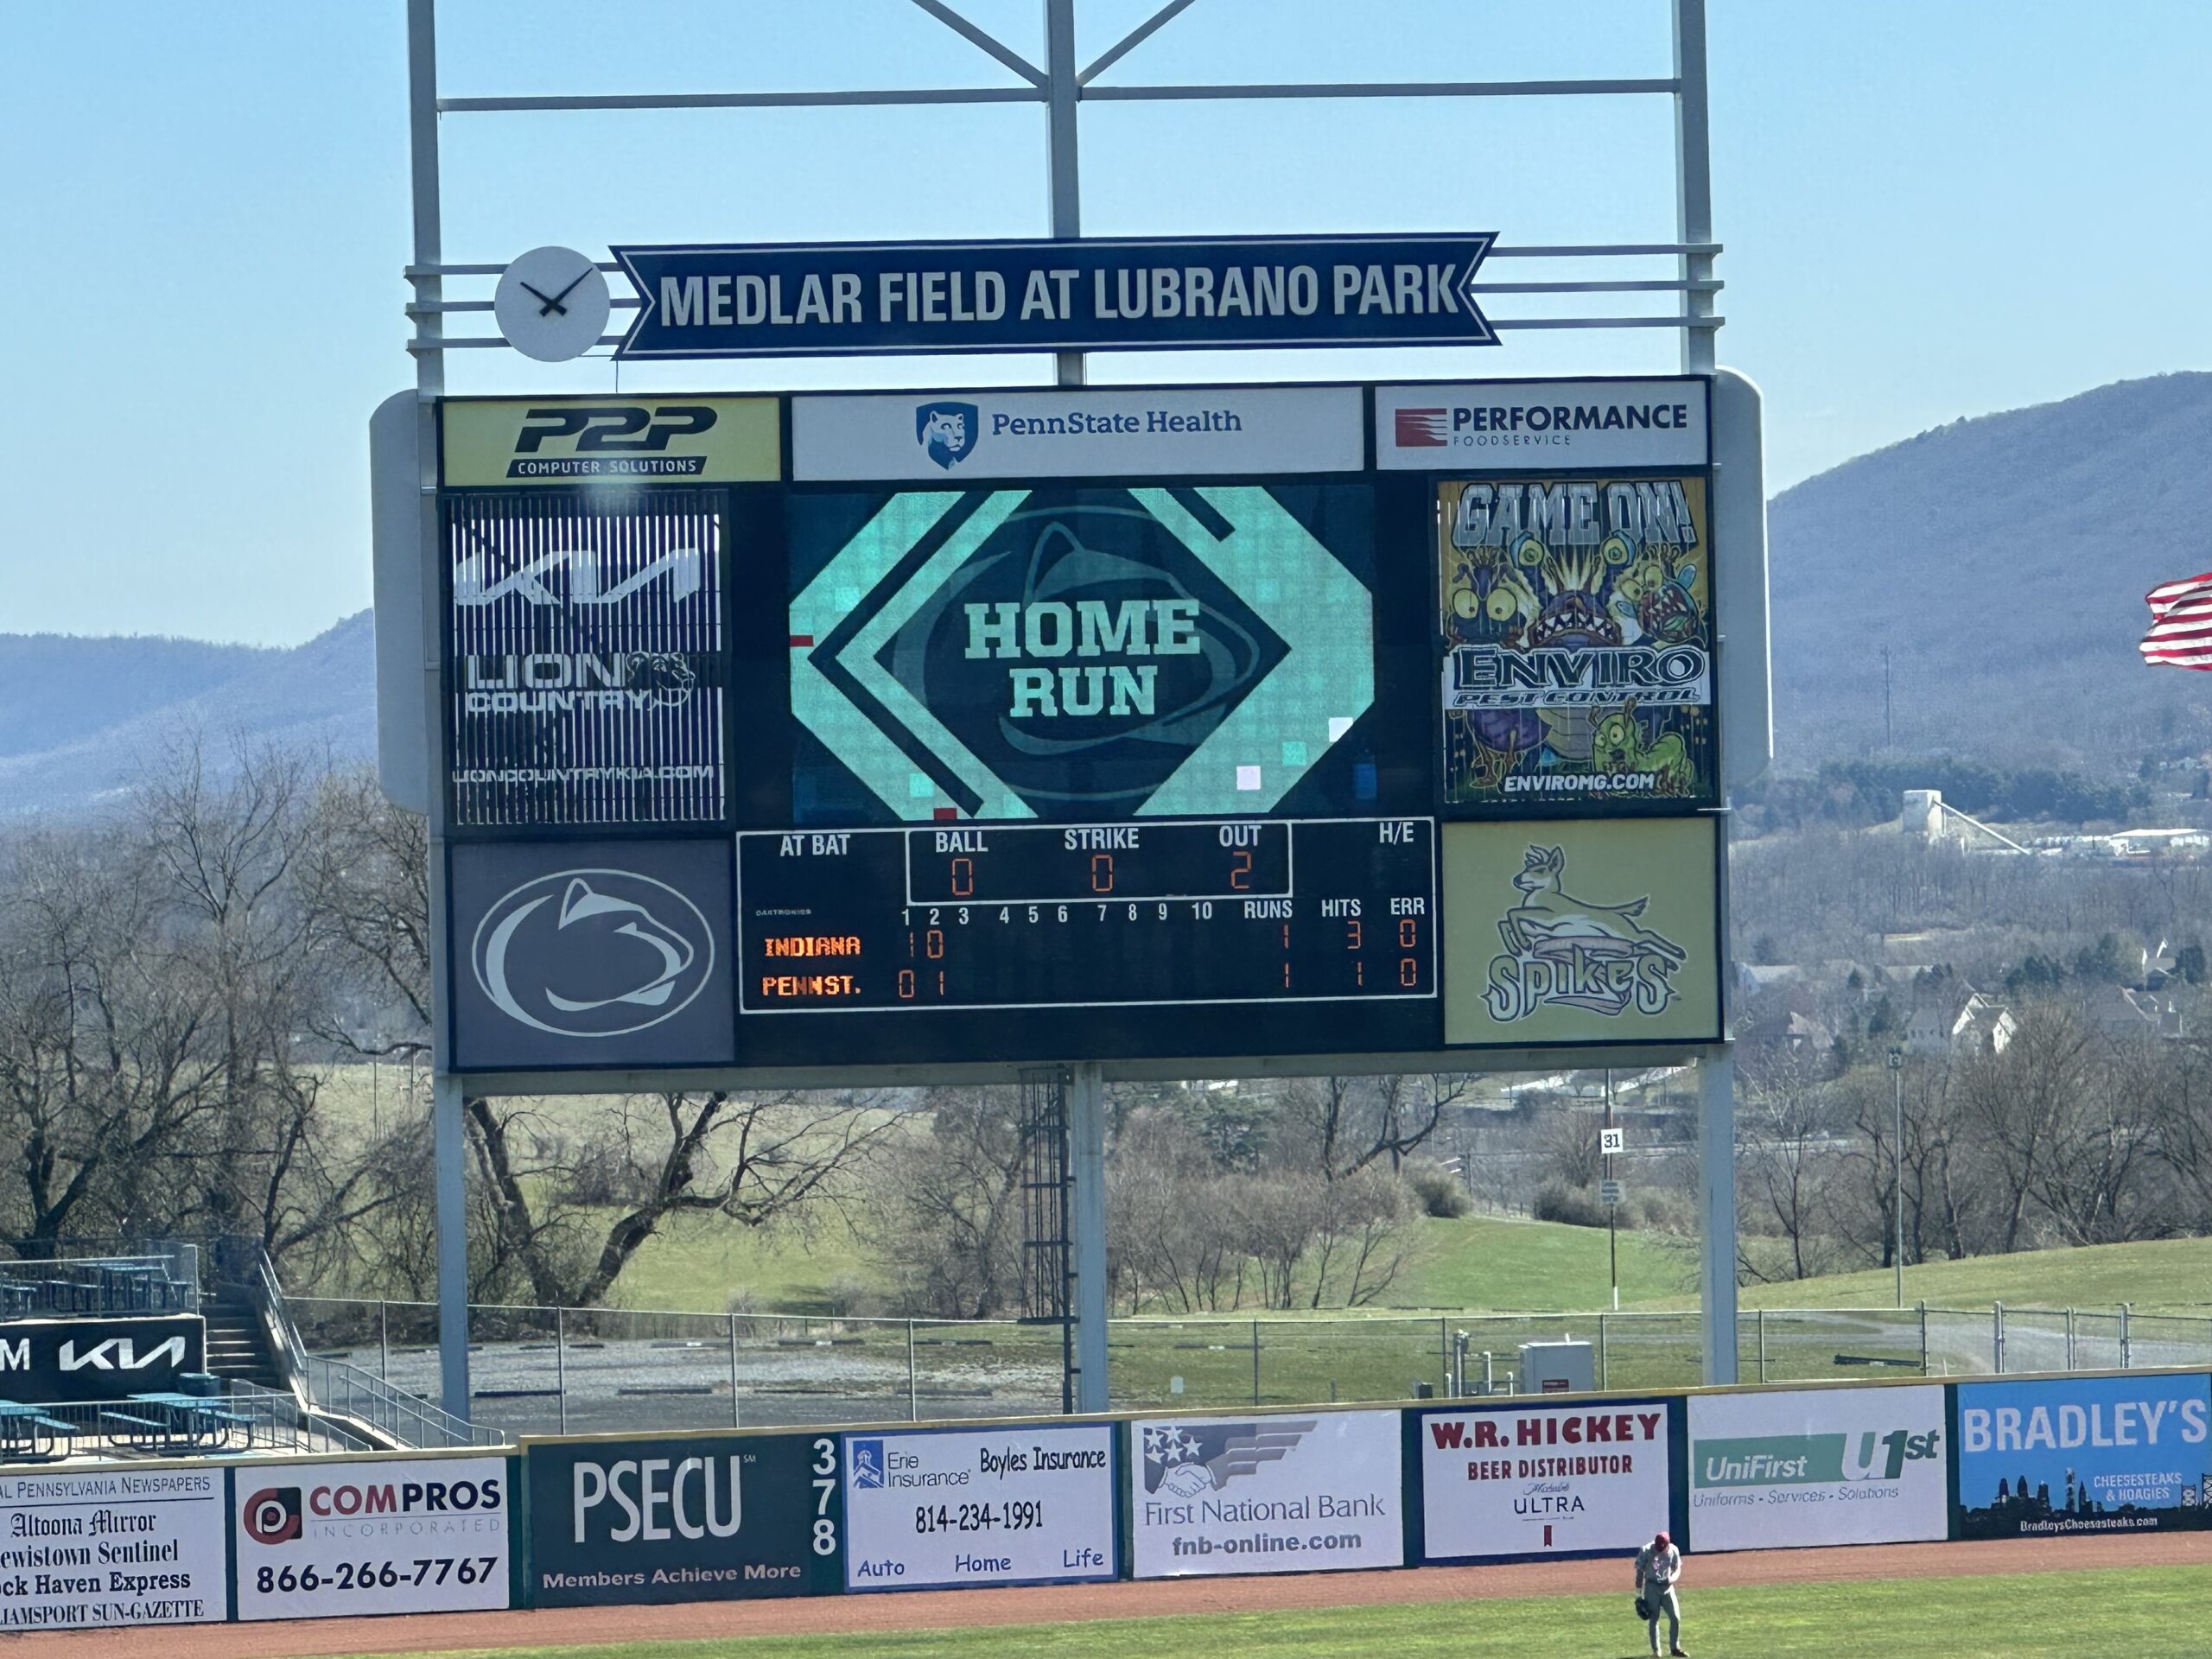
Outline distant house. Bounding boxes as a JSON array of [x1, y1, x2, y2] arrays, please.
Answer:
[[2085, 984, 2186, 1041], [1904, 983, 2015, 1056]]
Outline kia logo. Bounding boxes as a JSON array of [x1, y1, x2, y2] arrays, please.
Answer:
[[471, 870, 715, 1038]]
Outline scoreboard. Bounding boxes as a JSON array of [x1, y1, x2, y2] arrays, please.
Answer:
[[429, 379, 1732, 1078]]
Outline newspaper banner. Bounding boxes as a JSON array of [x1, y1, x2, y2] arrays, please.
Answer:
[[1687, 1386, 1947, 1552], [1129, 1409, 1402, 1579], [842, 1424, 1115, 1591], [0, 1465, 226, 1632], [234, 1456, 511, 1620], [1418, 1400, 1674, 1562], [1439, 475, 1714, 810], [526, 1432, 842, 1605], [1958, 1374, 2212, 1539]]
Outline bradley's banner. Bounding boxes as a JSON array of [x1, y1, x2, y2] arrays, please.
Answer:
[[1957, 1374, 2212, 1538], [1439, 474, 1714, 811], [613, 234, 1497, 359]]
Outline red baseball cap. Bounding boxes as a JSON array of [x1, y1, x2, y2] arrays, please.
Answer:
[[1654, 1531, 1671, 1548]]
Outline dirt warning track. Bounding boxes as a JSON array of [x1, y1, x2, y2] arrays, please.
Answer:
[[20, 1532, 2212, 1659]]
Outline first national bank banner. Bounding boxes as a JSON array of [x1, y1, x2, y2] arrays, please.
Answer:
[[1130, 1409, 1402, 1579]]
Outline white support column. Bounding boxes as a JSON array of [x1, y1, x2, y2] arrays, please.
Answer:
[[1043, 0, 1084, 389], [1698, 1044, 1738, 1384], [1068, 1061, 1110, 1413], [1671, 0, 1716, 374]]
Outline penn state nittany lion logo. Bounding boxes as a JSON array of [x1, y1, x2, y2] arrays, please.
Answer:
[[623, 651, 697, 707], [915, 400, 980, 469]]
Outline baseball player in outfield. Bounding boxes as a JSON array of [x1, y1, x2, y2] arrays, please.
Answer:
[[1634, 1529, 1687, 1657]]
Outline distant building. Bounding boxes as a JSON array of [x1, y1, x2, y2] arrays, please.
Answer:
[[1904, 983, 2015, 1056], [2085, 984, 2187, 1041]]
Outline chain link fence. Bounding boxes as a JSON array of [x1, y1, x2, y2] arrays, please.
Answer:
[[287, 1296, 2212, 1440]]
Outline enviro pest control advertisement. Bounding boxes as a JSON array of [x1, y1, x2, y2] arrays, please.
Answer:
[[524, 1433, 843, 1607], [1129, 1409, 1402, 1579], [0, 1465, 226, 1632], [1417, 1400, 1674, 1563], [1437, 474, 1713, 811], [1687, 1386, 1947, 1552], [1957, 1373, 2212, 1539], [842, 1423, 1116, 1591], [233, 1456, 511, 1620]]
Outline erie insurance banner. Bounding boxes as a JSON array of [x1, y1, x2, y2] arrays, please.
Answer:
[[1438, 474, 1714, 811]]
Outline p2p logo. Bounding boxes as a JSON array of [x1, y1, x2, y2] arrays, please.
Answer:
[[515, 404, 717, 454]]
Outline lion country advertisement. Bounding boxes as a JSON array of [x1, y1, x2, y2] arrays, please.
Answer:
[[1416, 1400, 1675, 1563], [842, 1423, 1115, 1592], [1686, 1386, 1947, 1553], [1440, 817, 1720, 1047], [524, 1432, 842, 1607], [233, 1455, 512, 1620], [0, 1465, 226, 1632], [1957, 1373, 2212, 1539], [1129, 1408, 1402, 1580], [1438, 474, 1713, 811]]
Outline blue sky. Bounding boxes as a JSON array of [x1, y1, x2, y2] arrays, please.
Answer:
[[3, 0, 2207, 645]]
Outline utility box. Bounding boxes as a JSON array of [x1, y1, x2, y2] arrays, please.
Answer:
[[1517, 1339, 1596, 1395]]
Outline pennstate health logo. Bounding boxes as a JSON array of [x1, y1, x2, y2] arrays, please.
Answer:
[[1141, 1421, 1315, 1499], [1485, 844, 1685, 1022], [915, 400, 980, 469], [470, 869, 715, 1038]]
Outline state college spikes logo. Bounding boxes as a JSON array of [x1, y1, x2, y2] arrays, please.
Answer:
[[1484, 844, 1686, 1023], [1394, 407, 1450, 447], [1141, 1421, 1316, 1499], [470, 870, 715, 1038], [915, 400, 981, 469]]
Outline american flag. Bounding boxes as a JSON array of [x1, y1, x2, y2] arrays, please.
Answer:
[[2141, 572, 2212, 670]]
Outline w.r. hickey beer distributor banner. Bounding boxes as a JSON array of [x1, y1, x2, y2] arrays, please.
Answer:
[[1128, 1409, 1402, 1579], [1418, 1400, 1675, 1562]]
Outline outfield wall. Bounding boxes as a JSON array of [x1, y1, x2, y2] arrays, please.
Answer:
[[6, 1368, 2206, 1631]]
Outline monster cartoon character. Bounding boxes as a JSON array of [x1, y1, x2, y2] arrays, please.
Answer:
[[1447, 546, 1543, 788], [1590, 699, 1695, 795], [1610, 543, 1702, 645]]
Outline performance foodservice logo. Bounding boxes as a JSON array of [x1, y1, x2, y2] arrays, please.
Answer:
[[1395, 408, 1449, 447], [1141, 1421, 1313, 1500], [1485, 844, 1685, 1023], [470, 870, 715, 1038]]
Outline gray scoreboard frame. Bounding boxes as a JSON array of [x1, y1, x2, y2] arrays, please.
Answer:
[[373, 372, 1770, 1095]]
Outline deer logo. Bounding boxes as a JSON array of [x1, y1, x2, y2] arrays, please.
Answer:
[[1488, 845, 1686, 1021]]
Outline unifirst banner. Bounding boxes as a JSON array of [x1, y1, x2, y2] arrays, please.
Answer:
[[0, 1465, 226, 1632], [791, 385, 1364, 481], [234, 1455, 511, 1620], [842, 1424, 1115, 1592], [1418, 1400, 1675, 1562], [1687, 1386, 1947, 1552], [1129, 1409, 1402, 1579], [1957, 1374, 2212, 1539]]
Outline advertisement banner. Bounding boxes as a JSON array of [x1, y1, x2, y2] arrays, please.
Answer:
[[1440, 817, 1720, 1047], [1418, 1400, 1673, 1562], [233, 1455, 510, 1621], [447, 838, 735, 1073], [0, 1315, 203, 1403], [842, 1423, 1115, 1591], [1376, 380, 1708, 471], [525, 1432, 843, 1606], [0, 1465, 226, 1632], [791, 386, 1365, 481], [1958, 1374, 2212, 1539], [1687, 1386, 1947, 1552], [1128, 1409, 1402, 1580], [1439, 474, 1713, 810], [444, 490, 726, 830], [440, 395, 780, 486]]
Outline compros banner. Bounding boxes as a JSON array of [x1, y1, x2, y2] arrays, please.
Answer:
[[1129, 1409, 1402, 1579], [0, 1465, 226, 1632], [234, 1455, 510, 1620], [1416, 1398, 1675, 1563], [525, 1432, 842, 1606], [1687, 1385, 1946, 1552], [842, 1423, 1115, 1592], [1957, 1373, 2212, 1539]]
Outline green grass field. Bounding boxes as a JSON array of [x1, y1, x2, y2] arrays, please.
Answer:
[[334, 1567, 2212, 1659]]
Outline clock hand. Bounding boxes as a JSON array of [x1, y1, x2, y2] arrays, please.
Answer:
[[518, 279, 568, 317], [540, 268, 593, 315]]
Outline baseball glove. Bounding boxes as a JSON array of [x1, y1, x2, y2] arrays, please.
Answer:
[[1634, 1594, 1653, 1621]]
